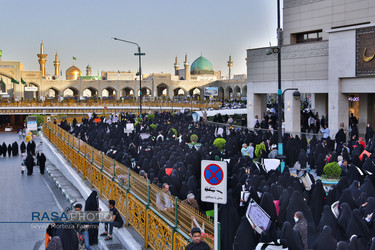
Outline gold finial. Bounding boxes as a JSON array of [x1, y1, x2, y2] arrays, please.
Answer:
[[40, 41, 44, 54], [227, 55, 233, 68]]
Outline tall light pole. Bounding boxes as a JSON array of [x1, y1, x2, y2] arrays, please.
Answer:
[[276, 0, 285, 171], [112, 37, 145, 117]]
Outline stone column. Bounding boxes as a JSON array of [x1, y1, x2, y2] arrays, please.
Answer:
[[328, 89, 348, 137], [358, 93, 369, 136], [284, 90, 301, 133], [247, 92, 267, 129]]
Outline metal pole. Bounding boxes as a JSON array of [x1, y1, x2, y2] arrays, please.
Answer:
[[214, 203, 218, 250], [277, 0, 285, 172], [138, 46, 142, 117]]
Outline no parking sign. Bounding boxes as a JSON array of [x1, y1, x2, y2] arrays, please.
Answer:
[[201, 160, 227, 204]]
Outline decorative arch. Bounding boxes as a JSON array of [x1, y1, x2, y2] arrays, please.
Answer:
[[47, 87, 60, 98], [101, 86, 117, 98], [218, 86, 224, 99], [138, 87, 152, 97], [234, 86, 241, 99], [189, 87, 201, 98], [82, 87, 98, 98], [173, 87, 187, 96], [24, 82, 40, 100], [121, 87, 135, 98], [242, 85, 247, 97], [63, 86, 79, 98], [157, 83, 168, 97], [225, 86, 233, 99]]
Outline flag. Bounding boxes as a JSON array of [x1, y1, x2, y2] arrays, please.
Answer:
[[73, 56, 76, 61], [60, 70, 63, 76], [11, 77, 19, 84], [21, 78, 26, 84], [0, 78, 5, 88]]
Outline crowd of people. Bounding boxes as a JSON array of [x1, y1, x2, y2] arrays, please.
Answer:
[[57, 111, 375, 249], [45, 191, 124, 250], [0, 138, 47, 176]]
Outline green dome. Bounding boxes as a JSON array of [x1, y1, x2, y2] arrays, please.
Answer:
[[190, 56, 214, 75]]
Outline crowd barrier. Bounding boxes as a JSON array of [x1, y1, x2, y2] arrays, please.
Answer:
[[43, 120, 215, 249]]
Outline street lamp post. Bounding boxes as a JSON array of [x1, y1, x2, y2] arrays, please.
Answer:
[[276, 0, 285, 171], [112, 37, 145, 117]]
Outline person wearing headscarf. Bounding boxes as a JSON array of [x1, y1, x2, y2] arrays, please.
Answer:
[[313, 225, 337, 250], [258, 192, 278, 243], [279, 221, 304, 250], [39, 153, 46, 174], [25, 153, 34, 175], [317, 205, 337, 236], [53, 224, 78, 250], [365, 123, 374, 144], [233, 216, 258, 250], [7, 144, 11, 157], [219, 189, 240, 250], [85, 191, 99, 245], [286, 191, 316, 247], [293, 211, 308, 250], [20, 141, 26, 153], [337, 202, 352, 241], [338, 189, 356, 210], [309, 180, 326, 227], [346, 209, 371, 248], [46, 236, 63, 250]]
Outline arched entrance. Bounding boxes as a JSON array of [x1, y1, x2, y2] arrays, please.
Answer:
[[189, 87, 201, 98], [242, 85, 247, 97], [102, 87, 116, 99], [82, 87, 98, 98], [63, 87, 79, 98], [218, 86, 224, 99], [121, 87, 134, 98], [138, 87, 151, 97], [173, 87, 186, 96], [24, 82, 40, 100], [225, 86, 233, 99], [47, 87, 59, 98], [157, 83, 168, 97], [234, 86, 241, 99]]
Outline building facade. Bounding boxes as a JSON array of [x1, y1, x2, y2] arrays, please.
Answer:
[[0, 43, 246, 101], [247, 0, 375, 136]]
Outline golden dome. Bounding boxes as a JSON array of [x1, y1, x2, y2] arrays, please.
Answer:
[[66, 66, 81, 80]]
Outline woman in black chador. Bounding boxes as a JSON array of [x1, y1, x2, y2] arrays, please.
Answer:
[[85, 191, 99, 245]]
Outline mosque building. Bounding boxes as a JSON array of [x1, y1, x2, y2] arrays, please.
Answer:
[[0, 42, 246, 101]]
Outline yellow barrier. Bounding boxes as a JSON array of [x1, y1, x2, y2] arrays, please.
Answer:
[[42, 122, 217, 249]]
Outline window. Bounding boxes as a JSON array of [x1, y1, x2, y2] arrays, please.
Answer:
[[291, 30, 323, 44]]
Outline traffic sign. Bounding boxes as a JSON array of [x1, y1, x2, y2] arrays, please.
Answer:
[[201, 160, 227, 204]]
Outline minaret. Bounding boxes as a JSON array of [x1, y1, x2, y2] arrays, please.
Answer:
[[227, 55, 233, 80], [86, 65, 92, 76], [37, 41, 47, 76], [174, 56, 179, 76], [53, 52, 60, 77], [184, 54, 190, 80]]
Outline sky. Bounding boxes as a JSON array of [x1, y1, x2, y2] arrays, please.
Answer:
[[1, 0, 279, 78]]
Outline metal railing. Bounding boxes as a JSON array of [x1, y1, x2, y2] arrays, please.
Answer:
[[43, 120, 215, 249]]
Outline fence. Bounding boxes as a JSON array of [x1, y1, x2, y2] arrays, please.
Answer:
[[43, 121, 215, 249]]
